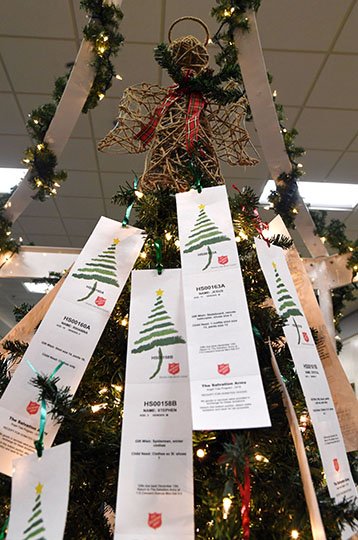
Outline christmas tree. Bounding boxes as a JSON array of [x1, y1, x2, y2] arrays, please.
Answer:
[[0, 9, 357, 540], [272, 261, 303, 343], [184, 203, 230, 270], [22, 483, 46, 540], [131, 288, 186, 379], [72, 238, 120, 301]]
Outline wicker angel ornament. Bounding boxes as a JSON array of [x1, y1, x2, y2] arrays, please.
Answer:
[[98, 17, 259, 193]]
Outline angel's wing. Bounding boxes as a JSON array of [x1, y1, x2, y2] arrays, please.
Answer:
[[205, 97, 259, 166], [98, 83, 167, 154]]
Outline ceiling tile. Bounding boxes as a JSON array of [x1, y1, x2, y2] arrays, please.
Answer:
[[344, 208, 358, 230], [257, 0, 351, 51], [263, 51, 324, 106], [327, 152, 358, 181], [108, 44, 160, 97], [295, 109, 358, 150], [101, 171, 132, 198], [0, 64, 11, 92], [121, 0, 162, 43], [70, 236, 89, 248], [0, 134, 31, 167], [58, 139, 97, 171], [59, 171, 103, 198], [63, 218, 98, 238], [18, 216, 67, 235], [165, 1, 222, 39], [56, 196, 105, 219], [0, 1, 74, 39], [104, 200, 126, 221], [25, 234, 72, 247], [97, 149, 145, 173], [334, 4, 358, 53], [347, 134, 358, 152], [91, 98, 120, 139], [22, 198, 59, 218], [0, 38, 77, 93], [299, 150, 342, 180], [307, 55, 358, 109], [0, 93, 26, 135]]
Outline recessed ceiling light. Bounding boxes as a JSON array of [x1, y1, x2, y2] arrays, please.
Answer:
[[259, 180, 358, 211], [0, 168, 27, 194], [23, 282, 54, 294]]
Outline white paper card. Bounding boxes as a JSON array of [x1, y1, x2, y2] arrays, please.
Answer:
[[115, 269, 194, 540], [176, 185, 270, 430], [7, 442, 70, 540], [0, 217, 146, 475], [255, 238, 357, 508]]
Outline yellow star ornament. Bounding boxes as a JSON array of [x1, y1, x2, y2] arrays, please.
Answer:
[[156, 289, 164, 297], [113, 238, 120, 245], [198, 204, 205, 210], [35, 482, 43, 494]]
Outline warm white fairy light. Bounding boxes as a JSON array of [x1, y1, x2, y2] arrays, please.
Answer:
[[196, 448, 206, 459], [36, 143, 44, 151], [99, 387, 108, 395], [165, 231, 172, 241], [140, 251, 147, 259], [33, 119, 39, 124], [116, 74, 123, 80], [121, 318, 128, 327], [135, 190, 144, 199], [111, 384, 123, 392], [91, 403, 107, 413], [174, 240, 180, 249], [98, 93, 105, 101], [222, 497, 232, 520], [272, 89, 277, 98], [255, 453, 269, 463], [291, 530, 299, 539]]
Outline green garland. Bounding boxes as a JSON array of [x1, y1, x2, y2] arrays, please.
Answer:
[[21, 0, 123, 200], [0, 193, 20, 259]]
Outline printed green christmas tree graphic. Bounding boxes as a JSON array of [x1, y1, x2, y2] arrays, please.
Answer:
[[72, 237, 120, 301], [131, 288, 186, 379], [22, 482, 47, 540], [272, 261, 303, 344], [183, 203, 230, 270]]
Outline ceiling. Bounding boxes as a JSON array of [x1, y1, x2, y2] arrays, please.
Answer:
[[0, 0, 357, 334]]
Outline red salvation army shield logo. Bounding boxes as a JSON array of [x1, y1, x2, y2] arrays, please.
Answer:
[[218, 255, 228, 265], [302, 331, 309, 343], [26, 401, 40, 415], [95, 296, 107, 307], [168, 362, 180, 375], [218, 363, 230, 376], [333, 458, 340, 472], [148, 513, 162, 529]]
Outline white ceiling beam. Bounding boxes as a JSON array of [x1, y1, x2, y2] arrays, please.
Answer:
[[236, 10, 329, 258]]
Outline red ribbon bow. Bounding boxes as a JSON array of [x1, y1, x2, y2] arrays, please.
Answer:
[[134, 82, 205, 154]]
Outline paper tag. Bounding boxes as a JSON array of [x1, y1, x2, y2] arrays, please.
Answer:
[[7, 442, 70, 540], [114, 269, 194, 540], [0, 217, 146, 475], [176, 186, 270, 430], [255, 238, 357, 510]]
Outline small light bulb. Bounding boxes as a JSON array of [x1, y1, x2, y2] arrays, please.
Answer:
[[121, 318, 128, 327], [116, 74, 123, 80], [272, 90, 277, 98], [174, 240, 180, 249], [33, 119, 39, 124], [134, 190, 144, 199], [99, 387, 108, 395], [23, 158, 30, 164], [54, 182, 60, 188], [35, 179, 43, 187], [36, 143, 44, 151], [140, 251, 147, 259], [291, 530, 299, 539], [51, 188, 57, 194], [292, 208, 298, 214], [19, 236, 23, 242], [6, 231, 11, 236], [222, 497, 232, 519], [208, 38, 213, 44], [111, 384, 123, 392], [103, 35, 109, 42], [98, 93, 105, 101], [196, 448, 206, 459], [320, 236, 326, 243], [165, 232, 172, 241]]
